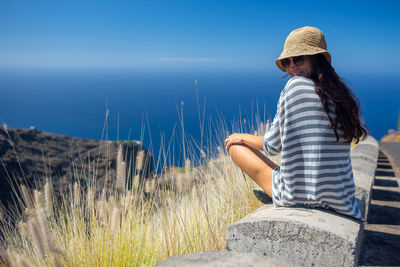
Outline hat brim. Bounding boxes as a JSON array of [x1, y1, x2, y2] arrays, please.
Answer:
[[275, 50, 331, 72]]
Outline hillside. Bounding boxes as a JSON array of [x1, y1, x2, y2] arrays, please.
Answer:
[[380, 129, 400, 142], [0, 127, 153, 210]]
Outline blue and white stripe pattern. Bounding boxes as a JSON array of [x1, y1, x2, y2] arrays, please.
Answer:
[[262, 75, 363, 221]]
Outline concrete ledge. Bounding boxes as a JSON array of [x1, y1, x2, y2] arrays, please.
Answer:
[[154, 251, 290, 267], [351, 135, 379, 220], [226, 205, 364, 267], [353, 170, 374, 220], [351, 135, 379, 177]]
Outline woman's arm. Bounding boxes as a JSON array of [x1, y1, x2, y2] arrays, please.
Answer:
[[242, 133, 264, 151], [224, 133, 264, 153]]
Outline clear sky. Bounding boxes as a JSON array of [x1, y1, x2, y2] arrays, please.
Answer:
[[1, 0, 400, 73]]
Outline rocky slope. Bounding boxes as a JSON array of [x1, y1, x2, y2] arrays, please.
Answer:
[[0, 127, 153, 210]]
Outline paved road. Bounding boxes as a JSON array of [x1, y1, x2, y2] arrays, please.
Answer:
[[359, 142, 400, 266], [379, 142, 400, 177]]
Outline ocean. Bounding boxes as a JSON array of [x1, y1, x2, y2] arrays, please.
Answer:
[[1, 68, 398, 171]]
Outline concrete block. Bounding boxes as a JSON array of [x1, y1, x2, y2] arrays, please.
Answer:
[[353, 169, 374, 220], [350, 153, 377, 165], [351, 156, 378, 177], [351, 152, 378, 177], [351, 135, 379, 168], [351, 135, 379, 220], [354, 134, 379, 147], [226, 205, 364, 267], [155, 251, 290, 267]]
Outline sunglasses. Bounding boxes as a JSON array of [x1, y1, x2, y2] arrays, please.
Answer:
[[280, 56, 305, 69]]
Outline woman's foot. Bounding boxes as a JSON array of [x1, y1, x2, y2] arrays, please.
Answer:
[[253, 189, 273, 204]]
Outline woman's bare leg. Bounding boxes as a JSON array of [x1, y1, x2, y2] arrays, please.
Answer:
[[228, 143, 279, 197]]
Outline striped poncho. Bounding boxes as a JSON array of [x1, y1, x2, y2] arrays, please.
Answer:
[[262, 75, 363, 221]]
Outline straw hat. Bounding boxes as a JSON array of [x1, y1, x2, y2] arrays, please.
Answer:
[[276, 26, 331, 72]]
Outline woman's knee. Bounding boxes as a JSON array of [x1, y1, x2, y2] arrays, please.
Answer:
[[228, 144, 246, 158], [228, 144, 257, 170]]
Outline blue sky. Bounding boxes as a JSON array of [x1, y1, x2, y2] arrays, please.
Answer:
[[1, 0, 400, 73]]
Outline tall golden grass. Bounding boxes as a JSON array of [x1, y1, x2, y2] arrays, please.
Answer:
[[0, 90, 281, 266]]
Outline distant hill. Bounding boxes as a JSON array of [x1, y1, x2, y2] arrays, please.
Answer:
[[0, 127, 153, 209], [381, 129, 400, 143]]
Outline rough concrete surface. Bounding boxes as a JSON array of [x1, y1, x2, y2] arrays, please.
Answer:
[[351, 136, 379, 221], [353, 169, 374, 220], [351, 136, 379, 177], [226, 204, 363, 267], [154, 251, 290, 267]]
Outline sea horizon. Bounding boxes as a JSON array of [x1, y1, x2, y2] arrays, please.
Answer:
[[1, 67, 399, 168]]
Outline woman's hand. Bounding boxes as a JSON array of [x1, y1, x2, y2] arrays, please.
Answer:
[[224, 133, 246, 153]]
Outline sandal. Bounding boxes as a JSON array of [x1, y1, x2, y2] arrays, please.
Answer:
[[253, 189, 273, 204]]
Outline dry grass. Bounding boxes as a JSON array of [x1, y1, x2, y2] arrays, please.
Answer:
[[0, 98, 277, 266], [0, 143, 271, 267]]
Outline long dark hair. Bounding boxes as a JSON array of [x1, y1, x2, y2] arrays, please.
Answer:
[[303, 53, 369, 144]]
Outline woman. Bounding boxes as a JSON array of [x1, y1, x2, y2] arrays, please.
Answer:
[[224, 26, 369, 221]]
